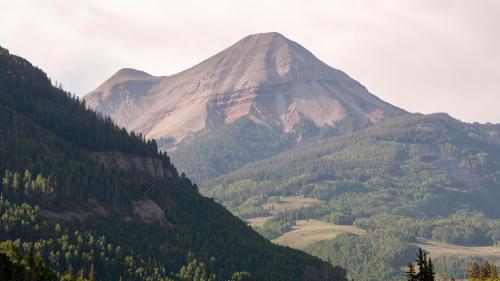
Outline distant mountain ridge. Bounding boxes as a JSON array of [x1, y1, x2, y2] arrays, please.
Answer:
[[85, 32, 405, 145]]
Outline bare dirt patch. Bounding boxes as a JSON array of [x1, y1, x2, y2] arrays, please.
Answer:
[[272, 219, 366, 249]]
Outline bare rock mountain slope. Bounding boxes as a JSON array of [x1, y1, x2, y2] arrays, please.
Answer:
[[85, 32, 405, 144]]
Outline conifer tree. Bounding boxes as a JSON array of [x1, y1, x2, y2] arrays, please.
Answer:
[[406, 262, 417, 281], [427, 258, 435, 281], [409, 248, 435, 281], [2, 171, 9, 189], [416, 249, 428, 281], [76, 268, 85, 281], [61, 265, 75, 281], [480, 260, 491, 280], [492, 264, 498, 280], [88, 263, 96, 281], [469, 261, 480, 280]]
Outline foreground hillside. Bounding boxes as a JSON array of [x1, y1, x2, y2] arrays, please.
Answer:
[[204, 113, 500, 280], [0, 46, 347, 281]]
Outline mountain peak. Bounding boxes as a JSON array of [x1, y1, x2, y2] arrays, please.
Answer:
[[244, 31, 286, 39], [85, 68, 154, 104], [111, 68, 152, 80], [85, 33, 404, 142], [220, 32, 328, 78], [239, 32, 290, 46]]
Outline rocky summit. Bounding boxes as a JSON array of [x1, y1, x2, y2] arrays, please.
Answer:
[[85, 32, 404, 144]]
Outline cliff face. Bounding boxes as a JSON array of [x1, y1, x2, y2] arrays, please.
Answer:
[[132, 199, 170, 226], [90, 151, 173, 178], [84, 32, 405, 144]]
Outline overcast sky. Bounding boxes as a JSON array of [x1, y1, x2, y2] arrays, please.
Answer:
[[1, 0, 499, 123]]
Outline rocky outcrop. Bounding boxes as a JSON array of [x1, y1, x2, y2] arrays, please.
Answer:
[[41, 199, 109, 221], [40, 197, 171, 227], [90, 151, 173, 178], [132, 199, 170, 226]]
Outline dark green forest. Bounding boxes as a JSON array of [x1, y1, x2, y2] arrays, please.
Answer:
[[170, 110, 383, 184], [170, 118, 292, 183], [0, 46, 347, 281]]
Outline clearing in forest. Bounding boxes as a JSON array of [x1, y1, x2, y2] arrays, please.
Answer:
[[263, 196, 322, 214], [272, 219, 366, 249], [417, 238, 500, 264], [246, 216, 272, 228]]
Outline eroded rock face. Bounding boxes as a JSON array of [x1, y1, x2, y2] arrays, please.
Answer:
[[40, 199, 109, 221], [84, 32, 405, 144], [90, 151, 173, 178], [132, 199, 169, 226], [39, 198, 171, 227]]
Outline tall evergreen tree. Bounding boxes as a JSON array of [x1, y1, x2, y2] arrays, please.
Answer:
[[61, 265, 75, 281], [427, 258, 435, 281], [76, 268, 85, 281], [416, 249, 428, 281], [409, 249, 435, 281], [492, 264, 498, 280], [406, 262, 417, 281], [88, 264, 96, 281], [480, 260, 491, 280], [469, 261, 480, 280]]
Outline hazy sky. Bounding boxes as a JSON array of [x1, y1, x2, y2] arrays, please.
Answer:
[[1, 0, 499, 123]]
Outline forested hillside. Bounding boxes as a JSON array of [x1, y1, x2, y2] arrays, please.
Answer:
[[204, 113, 500, 281], [0, 241, 58, 281], [170, 114, 379, 183], [0, 46, 347, 281], [170, 118, 292, 183]]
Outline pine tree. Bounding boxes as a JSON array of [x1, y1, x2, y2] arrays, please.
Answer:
[[427, 258, 435, 281], [416, 249, 428, 281], [469, 260, 480, 280], [492, 264, 498, 280], [409, 248, 435, 281], [89, 263, 96, 281], [406, 262, 417, 281], [76, 268, 85, 281], [1, 171, 9, 189], [480, 260, 491, 280], [61, 265, 75, 281]]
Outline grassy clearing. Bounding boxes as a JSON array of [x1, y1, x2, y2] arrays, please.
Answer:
[[246, 216, 272, 228], [263, 196, 322, 214], [272, 219, 366, 249], [417, 238, 500, 265]]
